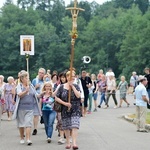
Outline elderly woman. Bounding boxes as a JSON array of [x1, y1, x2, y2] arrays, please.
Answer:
[[130, 71, 138, 90], [13, 71, 40, 145], [4, 76, 15, 120], [55, 71, 81, 150], [117, 76, 130, 107]]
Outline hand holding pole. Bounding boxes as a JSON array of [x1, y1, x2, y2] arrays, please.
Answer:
[[66, 0, 84, 109]]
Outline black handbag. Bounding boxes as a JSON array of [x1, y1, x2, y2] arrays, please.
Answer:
[[40, 116, 44, 124], [147, 102, 150, 109]]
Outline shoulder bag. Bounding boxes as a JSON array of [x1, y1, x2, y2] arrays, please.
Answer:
[[54, 85, 63, 112]]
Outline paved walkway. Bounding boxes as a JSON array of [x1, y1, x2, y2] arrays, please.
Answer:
[[0, 92, 150, 150]]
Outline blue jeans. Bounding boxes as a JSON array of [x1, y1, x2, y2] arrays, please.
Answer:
[[93, 92, 98, 100], [147, 89, 150, 99], [42, 110, 56, 138], [100, 92, 106, 106]]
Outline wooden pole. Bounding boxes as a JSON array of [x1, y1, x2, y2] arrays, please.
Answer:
[[68, 39, 75, 106], [66, 0, 84, 109], [25, 53, 30, 94]]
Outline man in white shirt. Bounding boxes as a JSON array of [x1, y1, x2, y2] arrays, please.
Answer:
[[105, 68, 115, 78], [32, 68, 47, 135], [135, 75, 149, 132]]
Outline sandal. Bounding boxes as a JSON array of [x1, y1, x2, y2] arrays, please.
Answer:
[[72, 146, 79, 150], [65, 145, 71, 149]]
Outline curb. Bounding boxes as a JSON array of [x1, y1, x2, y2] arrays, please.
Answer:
[[123, 114, 150, 130]]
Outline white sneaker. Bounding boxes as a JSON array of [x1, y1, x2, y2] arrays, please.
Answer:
[[58, 138, 65, 144], [114, 106, 118, 109], [47, 138, 51, 143], [20, 139, 25, 144], [103, 105, 108, 109], [27, 140, 32, 145]]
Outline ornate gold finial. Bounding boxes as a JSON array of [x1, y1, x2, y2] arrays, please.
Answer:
[[66, 0, 84, 39]]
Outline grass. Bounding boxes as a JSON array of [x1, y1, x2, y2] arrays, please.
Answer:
[[128, 112, 150, 124]]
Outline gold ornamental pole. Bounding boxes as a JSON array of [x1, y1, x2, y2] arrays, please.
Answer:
[[66, 0, 84, 107]]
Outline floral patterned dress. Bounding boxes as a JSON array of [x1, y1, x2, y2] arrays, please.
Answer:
[[56, 84, 81, 130], [4, 83, 15, 112]]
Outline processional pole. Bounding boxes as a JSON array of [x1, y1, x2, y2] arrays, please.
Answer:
[[25, 53, 29, 74], [66, 0, 84, 107]]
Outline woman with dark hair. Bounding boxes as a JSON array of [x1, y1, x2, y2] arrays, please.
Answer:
[[55, 71, 81, 150], [50, 74, 58, 91], [53, 72, 67, 144], [144, 67, 150, 98]]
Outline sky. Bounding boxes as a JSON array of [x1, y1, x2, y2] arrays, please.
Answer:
[[0, 0, 111, 8]]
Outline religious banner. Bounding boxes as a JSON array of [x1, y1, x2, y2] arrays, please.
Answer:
[[20, 35, 34, 55]]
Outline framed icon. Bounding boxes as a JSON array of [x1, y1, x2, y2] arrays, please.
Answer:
[[20, 35, 34, 55]]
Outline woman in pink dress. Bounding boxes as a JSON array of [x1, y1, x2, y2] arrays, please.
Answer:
[[0, 75, 5, 134], [4, 76, 15, 120], [97, 69, 104, 81], [0, 75, 6, 114]]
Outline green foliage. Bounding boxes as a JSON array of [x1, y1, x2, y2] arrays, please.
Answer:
[[113, 0, 135, 9], [0, 1, 150, 83], [116, 6, 150, 79], [135, 0, 149, 14]]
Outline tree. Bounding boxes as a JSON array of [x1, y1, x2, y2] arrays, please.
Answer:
[[50, 0, 65, 34], [17, 0, 36, 9], [135, 0, 149, 14], [116, 7, 150, 79], [113, 0, 135, 9], [78, 1, 92, 23], [0, 4, 40, 77], [93, 1, 117, 18], [5, 0, 13, 5], [0, 1, 150, 81]]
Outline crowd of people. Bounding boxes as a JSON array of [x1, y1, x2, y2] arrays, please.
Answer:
[[0, 67, 150, 148]]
